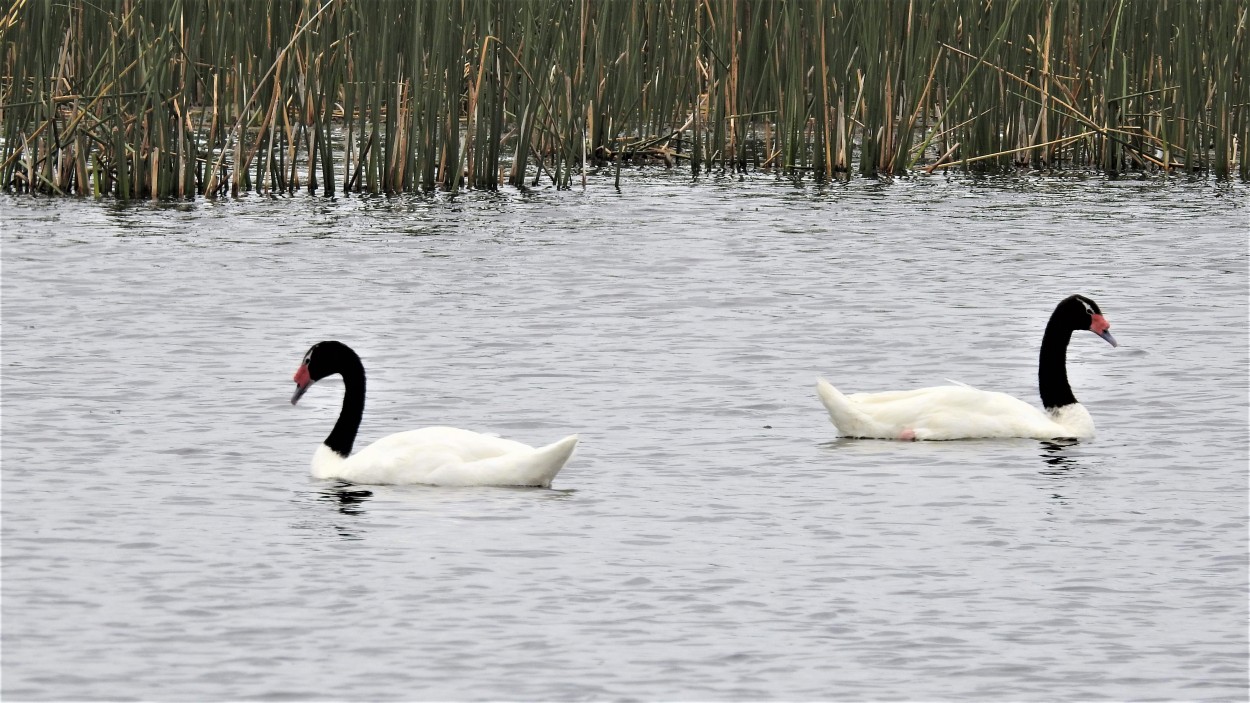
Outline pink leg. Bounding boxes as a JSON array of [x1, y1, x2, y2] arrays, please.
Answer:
[[898, 428, 917, 441]]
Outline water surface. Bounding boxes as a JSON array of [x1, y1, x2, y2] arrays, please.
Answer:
[[3, 173, 1247, 700]]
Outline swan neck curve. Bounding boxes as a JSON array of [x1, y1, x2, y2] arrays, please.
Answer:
[[1038, 315, 1076, 410], [325, 358, 365, 458]]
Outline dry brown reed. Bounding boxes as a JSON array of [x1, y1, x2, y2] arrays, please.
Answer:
[[1, 0, 1245, 198]]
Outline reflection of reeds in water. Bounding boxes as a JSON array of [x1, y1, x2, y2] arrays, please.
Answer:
[[1, 0, 1245, 198]]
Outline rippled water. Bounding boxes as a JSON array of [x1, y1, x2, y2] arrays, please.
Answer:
[[3, 173, 1247, 701]]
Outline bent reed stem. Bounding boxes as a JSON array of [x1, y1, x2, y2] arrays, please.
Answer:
[[1, 0, 1244, 198]]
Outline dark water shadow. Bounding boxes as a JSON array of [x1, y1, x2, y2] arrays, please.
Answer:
[[320, 482, 374, 515], [300, 479, 575, 514], [1036, 439, 1092, 507], [286, 482, 375, 541], [1038, 439, 1083, 475], [319, 482, 373, 540], [818, 436, 908, 451]]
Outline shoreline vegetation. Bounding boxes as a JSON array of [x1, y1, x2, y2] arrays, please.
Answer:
[[1, 0, 1245, 198]]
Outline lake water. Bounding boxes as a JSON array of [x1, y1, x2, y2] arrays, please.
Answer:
[[2, 172, 1247, 701]]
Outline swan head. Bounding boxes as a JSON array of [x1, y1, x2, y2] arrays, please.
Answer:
[[291, 340, 357, 405], [1060, 295, 1117, 347]]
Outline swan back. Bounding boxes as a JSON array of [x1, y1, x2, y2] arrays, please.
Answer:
[[817, 378, 1092, 440], [312, 427, 578, 487]]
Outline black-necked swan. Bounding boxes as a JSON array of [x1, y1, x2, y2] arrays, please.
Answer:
[[291, 341, 578, 487], [817, 294, 1117, 440]]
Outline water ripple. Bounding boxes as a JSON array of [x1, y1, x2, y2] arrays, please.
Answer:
[[2, 175, 1246, 700]]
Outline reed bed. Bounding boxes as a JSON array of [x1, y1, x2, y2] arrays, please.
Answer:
[[1, 0, 1245, 198]]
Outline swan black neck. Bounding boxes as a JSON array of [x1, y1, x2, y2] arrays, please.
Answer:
[[325, 354, 365, 458], [1038, 312, 1077, 410]]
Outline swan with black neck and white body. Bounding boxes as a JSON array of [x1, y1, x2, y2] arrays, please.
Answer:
[[291, 341, 578, 486], [817, 294, 1118, 440]]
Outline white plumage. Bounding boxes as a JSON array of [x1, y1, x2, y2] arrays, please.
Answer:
[[816, 378, 1095, 440], [310, 428, 579, 487]]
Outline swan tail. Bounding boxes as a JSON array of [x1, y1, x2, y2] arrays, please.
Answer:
[[459, 434, 578, 488], [528, 434, 579, 488], [816, 378, 880, 438]]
